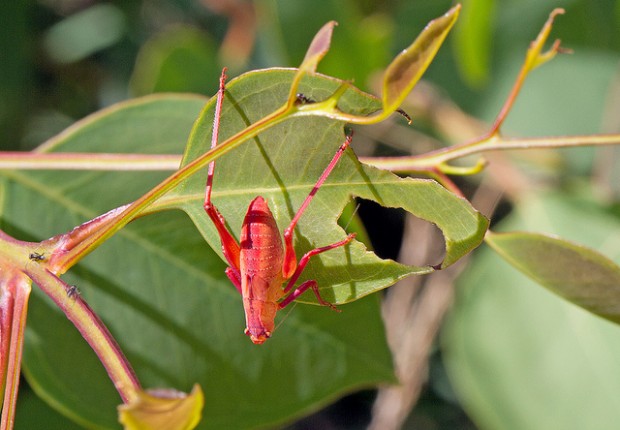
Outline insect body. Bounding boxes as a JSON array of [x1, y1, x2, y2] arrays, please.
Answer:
[[203, 70, 355, 344], [29, 252, 45, 262], [66, 285, 80, 299]]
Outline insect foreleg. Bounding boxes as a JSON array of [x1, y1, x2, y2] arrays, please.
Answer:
[[203, 67, 242, 270], [281, 133, 354, 278], [225, 267, 242, 294], [279, 233, 355, 309], [279, 280, 338, 310]]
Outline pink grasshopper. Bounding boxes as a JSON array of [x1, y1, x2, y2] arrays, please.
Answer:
[[203, 70, 355, 344]]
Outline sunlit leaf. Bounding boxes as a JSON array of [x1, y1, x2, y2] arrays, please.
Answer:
[[299, 21, 337, 74], [382, 5, 460, 115], [6, 92, 395, 429], [167, 69, 488, 307], [118, 385, 203, 430]]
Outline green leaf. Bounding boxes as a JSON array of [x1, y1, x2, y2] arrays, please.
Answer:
[[166, 69, 488, 306], [5, 94, 395, 428], [486, 231, 620, 323], [298, 21, 336, 74], [443, 192, 620, 430], [453, 0, 495, 87], [130, 27, 221, 96], [382, 5, 460, 115], [14, 385, 84, 430]]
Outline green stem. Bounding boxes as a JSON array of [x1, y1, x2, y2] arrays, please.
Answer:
[[0, 132, 618, 177], [56, 101, 297, 270], [0, 152, 180, 171], [359, 133, 620, 173]]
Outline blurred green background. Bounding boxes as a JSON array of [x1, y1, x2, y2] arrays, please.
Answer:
[[2, 0, 620, 429]]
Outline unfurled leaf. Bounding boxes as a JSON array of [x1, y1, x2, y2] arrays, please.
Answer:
[[299, 21, 337, 75], [382, 5, 460, 115], [486, 230, 620, 322], [118, 385, 203, 430]]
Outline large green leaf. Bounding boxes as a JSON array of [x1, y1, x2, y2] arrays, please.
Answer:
[[443, 192, 620, 430], [14, 385, 83, 430], [3, 93, 394, 429], [162, 69, 488, 307]]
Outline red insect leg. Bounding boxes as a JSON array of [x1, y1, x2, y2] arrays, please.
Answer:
[[203, 68, 241, 272], [278, 233, 355, 309], [281, 133, 354, 278]]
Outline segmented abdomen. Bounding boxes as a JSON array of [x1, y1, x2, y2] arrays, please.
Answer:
[[239, 196, 284, 281]]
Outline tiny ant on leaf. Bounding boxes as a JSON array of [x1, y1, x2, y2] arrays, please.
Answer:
[[67, 285, 80, 299], [295, 93, 315, 105], [29, 252, 45, 262]]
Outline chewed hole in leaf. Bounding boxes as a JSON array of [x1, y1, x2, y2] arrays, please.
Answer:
[[349, 198, 445, 267], [353, 199, 405, 261]]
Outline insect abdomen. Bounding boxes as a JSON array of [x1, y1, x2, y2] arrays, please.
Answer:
[[239, 196, 284, 281]]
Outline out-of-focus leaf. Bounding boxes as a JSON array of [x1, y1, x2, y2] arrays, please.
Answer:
[[130, 27, 220, 96], [486, 230, 620, 322], [14, 385, 83, 430], [257, 1, 392, 89], [453, 0, 495, 87], [43, 4, 126, 64], [443, 192, 620, 430]]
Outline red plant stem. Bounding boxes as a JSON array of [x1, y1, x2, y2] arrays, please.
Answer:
[[0, 272, 30, 430], [25, 267, 140, 404]]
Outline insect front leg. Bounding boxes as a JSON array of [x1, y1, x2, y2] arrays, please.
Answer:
[[281, 133, 354, 278], [203, 67, 241, 271], [279, 279, 339, 311], [279, 233, 356, 309], [225, 267, 242, 294], [278, 279, 340, 312]]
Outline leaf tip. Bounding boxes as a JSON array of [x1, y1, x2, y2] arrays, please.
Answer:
[[300, 20, 338, 74], [381, 5, 460, 120]]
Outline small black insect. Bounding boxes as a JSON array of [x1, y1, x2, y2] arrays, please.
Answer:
[[66, 285, 80, 299], [295, 93, 315, 105], [29, 252, 45, 262]]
